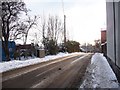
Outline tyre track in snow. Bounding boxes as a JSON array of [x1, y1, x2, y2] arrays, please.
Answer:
[[2, 53, 92, 88]]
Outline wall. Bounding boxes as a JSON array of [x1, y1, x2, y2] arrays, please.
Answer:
[[106, 2, 115, 63], [0, 3, 2, 62], [116, 2, 120, 68], [106, 1, 120, 82], [0, 41, 1, 62]]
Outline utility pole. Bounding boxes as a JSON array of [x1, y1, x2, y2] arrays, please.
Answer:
[[64, 15, 66, 52], [62, 0, 67, 52]]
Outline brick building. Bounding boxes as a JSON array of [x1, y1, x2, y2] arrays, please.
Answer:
[[101, 30, 107, 56], [101, 30, 106, 44]]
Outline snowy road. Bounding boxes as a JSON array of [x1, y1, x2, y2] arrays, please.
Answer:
[[2, 53, 92, 88]]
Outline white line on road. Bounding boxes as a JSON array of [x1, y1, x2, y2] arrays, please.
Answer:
[[71, 54, 89, 64], [31, 54, 90, 88], [3, 54, 81, 82], [35, 65, 59, 77]]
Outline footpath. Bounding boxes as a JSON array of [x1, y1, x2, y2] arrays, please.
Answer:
[[80, 53, 120, 88]]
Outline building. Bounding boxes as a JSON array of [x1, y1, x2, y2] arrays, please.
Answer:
[[101, 30, 106, 44], [101, 30, 107, 56], [106, 1, 120, 82]]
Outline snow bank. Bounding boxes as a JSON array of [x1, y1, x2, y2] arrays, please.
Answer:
[[0, 52, 83, 73], [80, 53, 119, 88]]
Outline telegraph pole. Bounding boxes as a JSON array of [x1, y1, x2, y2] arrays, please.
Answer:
[[64, 15, 66, 52], [62, 0, 66, 52]]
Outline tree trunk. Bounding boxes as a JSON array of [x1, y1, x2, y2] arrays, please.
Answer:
[[24, 34, 28, 45]]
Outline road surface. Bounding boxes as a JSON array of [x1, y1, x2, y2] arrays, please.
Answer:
[[2, 53, 92, 89]]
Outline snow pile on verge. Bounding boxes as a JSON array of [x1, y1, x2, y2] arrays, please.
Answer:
[[0, 52, 83, 73], [80, 53, 119, 88]]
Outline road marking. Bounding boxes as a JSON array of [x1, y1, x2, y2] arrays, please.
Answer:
[[3, 54, 81, 82], [31, 67, 65, 88], [31, 54, 88, 88], [35, 55, 86, 78], [71, 54, 89, 64], [35, 65, 59, 77]]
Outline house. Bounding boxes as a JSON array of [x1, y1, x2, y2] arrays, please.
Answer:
[[101, 30, 106, 44], [106, 1, 120, 82], [101, 30, 107, 56]]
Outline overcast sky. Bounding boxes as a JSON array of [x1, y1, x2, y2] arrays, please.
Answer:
[[23, 0, 106, 45]]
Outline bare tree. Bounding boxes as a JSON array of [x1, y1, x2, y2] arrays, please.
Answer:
[[1, 2, 27, 61], [40, 15, 47, 50], [94, 39, 101, 52], [22, 15, 39, 45], [46, 15, 63, 43], [9, 14, 39, 45], [9, 20, 27, 41], [41, 15, 64, 55]]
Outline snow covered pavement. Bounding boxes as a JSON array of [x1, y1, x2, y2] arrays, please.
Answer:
[[80, 53, 120, 88], [0, 52, 83, 73]]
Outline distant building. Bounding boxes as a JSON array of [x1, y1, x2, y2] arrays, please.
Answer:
[[101, 30, 106, 44], [106, 1, 120, 82], [80, 44, 94, 53], [101, 30, 107, 56]]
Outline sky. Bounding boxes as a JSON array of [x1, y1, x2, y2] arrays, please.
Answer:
[[23, 0, 106, 45]]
